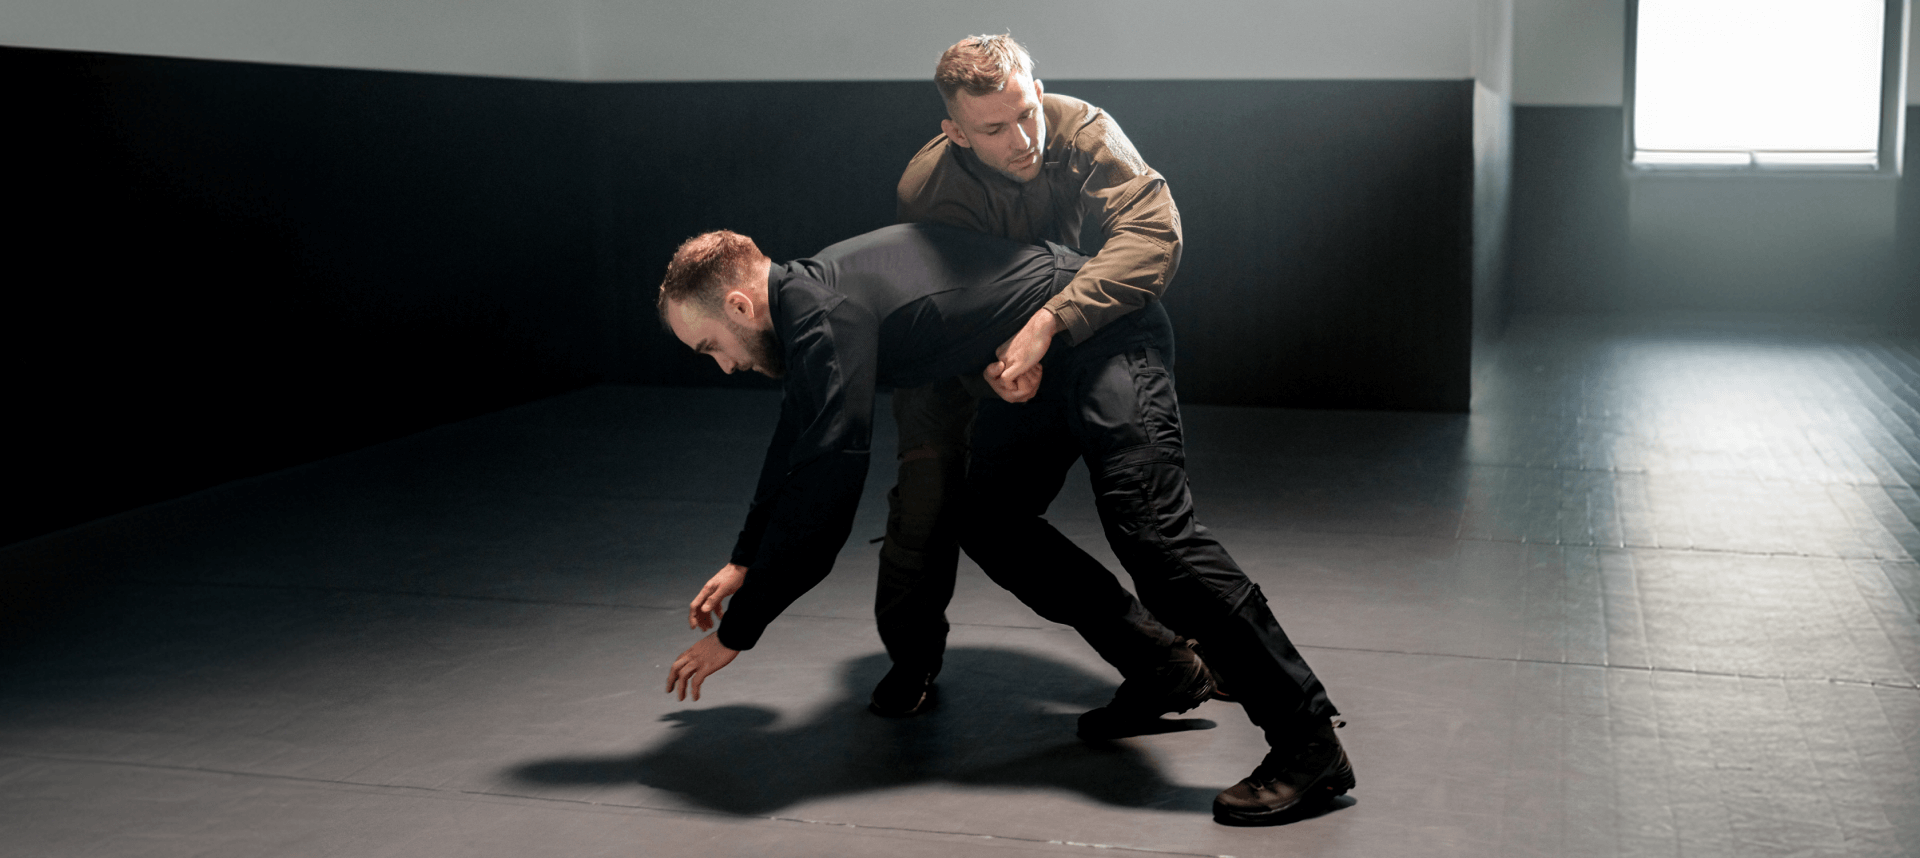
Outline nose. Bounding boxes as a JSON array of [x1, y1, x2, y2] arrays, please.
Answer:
[[714, 355, 735, 374]]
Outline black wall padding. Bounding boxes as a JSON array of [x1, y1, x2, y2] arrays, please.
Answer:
[[5, 45, 1480, 547], [603, 78, 1476, 411], [8, 47, 605, 547]]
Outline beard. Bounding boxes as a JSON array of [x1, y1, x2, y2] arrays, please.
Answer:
[[733, 318, 785, 379], [988, 147, 1041, 184]]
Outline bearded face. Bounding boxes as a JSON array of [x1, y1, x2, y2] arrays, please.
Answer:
[[733, 316, 786, 379]]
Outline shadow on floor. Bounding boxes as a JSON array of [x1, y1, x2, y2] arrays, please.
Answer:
[[507, 647, 1233, 816]]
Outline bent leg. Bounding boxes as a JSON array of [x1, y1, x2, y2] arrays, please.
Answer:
[[961, 392, 1183, 680]]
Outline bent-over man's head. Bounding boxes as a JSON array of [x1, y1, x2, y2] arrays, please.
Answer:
[[658, 230, 784, 378], [936, 34, 1046, 184]]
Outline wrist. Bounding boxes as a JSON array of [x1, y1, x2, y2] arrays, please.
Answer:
[[1037, 308, 1065, 336]]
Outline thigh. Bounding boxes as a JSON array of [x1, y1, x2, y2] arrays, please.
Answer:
[[892, 377, 977, 458], [966, 394, 1080, 519], [1067, 347, 1246, 609], [1065, 347, 1184, 467]]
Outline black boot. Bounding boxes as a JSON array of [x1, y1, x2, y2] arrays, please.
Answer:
[[1077, 639, 1217, 739], [1212, 718, 1355, 825], [868, 664, 938, 717]]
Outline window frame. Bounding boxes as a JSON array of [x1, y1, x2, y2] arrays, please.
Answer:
[[1623, 0, 1910, 176]]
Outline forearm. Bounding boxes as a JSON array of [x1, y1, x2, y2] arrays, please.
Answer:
[[731, 405, 801, 566], [714, 449, 869, 650], [1048, 187, 1182, 345]]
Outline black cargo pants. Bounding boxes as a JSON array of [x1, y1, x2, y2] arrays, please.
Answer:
[[874, 375, 1188, 684], [958, 300, 1340, 738], [874, 260, 1190, 684]]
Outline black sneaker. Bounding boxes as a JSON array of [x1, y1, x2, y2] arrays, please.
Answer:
[[1212, 719, 1355, 825], [868, 666, 937, 718], [1077, 640, 1216, 740]]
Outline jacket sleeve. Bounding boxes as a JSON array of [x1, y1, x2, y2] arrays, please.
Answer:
[[715, 296, 877, 651], [728, 401, 799, 569], [1041, 113, 1183, 345], [896, 135, 992, 231]]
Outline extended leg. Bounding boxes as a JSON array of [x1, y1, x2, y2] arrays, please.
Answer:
[[1065, 344, 1352, 824]]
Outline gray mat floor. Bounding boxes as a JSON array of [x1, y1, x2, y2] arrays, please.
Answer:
[[4, 313, 1919, 857]]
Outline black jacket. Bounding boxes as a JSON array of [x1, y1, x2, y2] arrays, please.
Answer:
[[716, 222, 1072, 650]]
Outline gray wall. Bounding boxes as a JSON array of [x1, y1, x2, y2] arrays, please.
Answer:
[[2, 0, 1488, 81], [1513, 0, 1920, 107], [1474, 0, 1515, 349], [1507, 105, 1916, 321], [1505, 1, 1915, 321]]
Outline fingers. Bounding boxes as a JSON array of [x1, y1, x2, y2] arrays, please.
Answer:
[[688, 584, 708, 629], [666, 654, 709, 702], [689, 582, 725, 630], [996, 365, 1041, 403], [1000, 339, 1043, 379], [667, 657, 688, 700]]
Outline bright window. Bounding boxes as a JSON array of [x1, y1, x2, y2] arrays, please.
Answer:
[[1631, 0, 1889, 168]]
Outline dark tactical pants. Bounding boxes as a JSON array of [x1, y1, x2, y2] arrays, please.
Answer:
[[876, 374, 1190, 684], [960, 302, 1339, 737], [871, 375, 973, 678], [874, 259, 1189, 684]]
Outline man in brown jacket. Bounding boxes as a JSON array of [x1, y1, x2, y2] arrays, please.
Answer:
[[871, 34, 1354, 825], [868, 33, 1207, 730]]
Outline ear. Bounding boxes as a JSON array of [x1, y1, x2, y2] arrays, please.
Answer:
[[1033, 78, 1044, 100], [724, 289, 754, 322], [940, 118, 970, 149]]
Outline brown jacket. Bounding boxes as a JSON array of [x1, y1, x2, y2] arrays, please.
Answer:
[[896, 93, 1182, 345]]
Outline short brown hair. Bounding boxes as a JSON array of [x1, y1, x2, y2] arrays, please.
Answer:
[[657, 230, 769, 325], [934, 34, 1034, 110]]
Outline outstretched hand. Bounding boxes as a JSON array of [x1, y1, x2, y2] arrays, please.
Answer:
[[987, 308, 1064, 403], [667, 633, 739, 701], [689, 563, 747, 631]]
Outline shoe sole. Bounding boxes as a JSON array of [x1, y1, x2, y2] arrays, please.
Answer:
[[867, 684, 937, 718], [1210, 761, 1356, 826], [1079, 674, 1215, 741]]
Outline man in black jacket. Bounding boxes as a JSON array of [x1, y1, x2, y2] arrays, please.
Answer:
[[660, 222, 1353, 825]]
